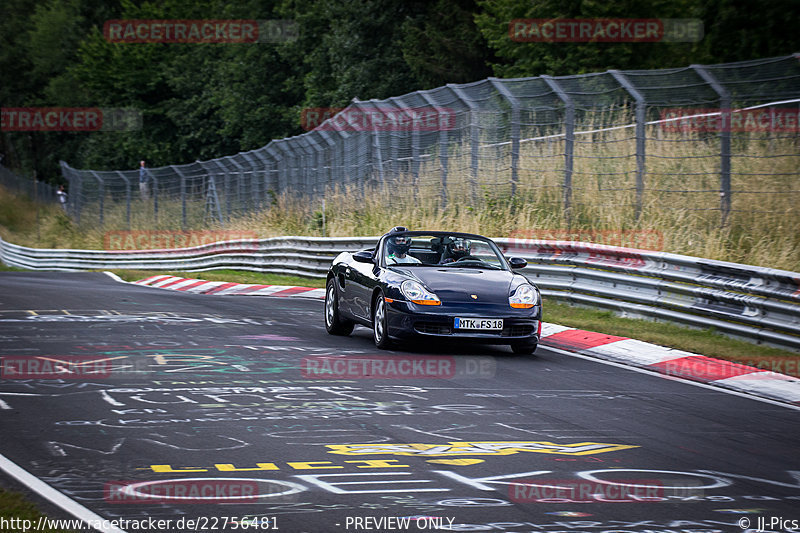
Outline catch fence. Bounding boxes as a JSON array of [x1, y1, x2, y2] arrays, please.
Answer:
[[0, 160, 58, 204], [60, 54, 800, 230]]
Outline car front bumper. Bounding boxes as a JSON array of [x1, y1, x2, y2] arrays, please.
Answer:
[[385, 299, 541, 345]]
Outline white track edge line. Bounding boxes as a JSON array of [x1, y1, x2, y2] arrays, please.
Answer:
[[0, 452, 127, 533], [102, 271, 125, 283]]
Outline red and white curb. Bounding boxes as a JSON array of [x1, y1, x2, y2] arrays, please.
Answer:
[[124, 274, 800, 407], [539, 323, 800, 407], [131, 274, 326, 299]]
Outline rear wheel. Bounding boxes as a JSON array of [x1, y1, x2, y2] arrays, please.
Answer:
[[373, 292, 392, 349], [511, 342, 537, 355], [325, 278, 354, 335]]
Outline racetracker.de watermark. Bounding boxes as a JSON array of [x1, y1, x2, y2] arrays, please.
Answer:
[[1, 107, 142, 132], [660, 357, 800, 380], [104, 479, 272, 504], [509, 18, 703, 42], [301, 107, 456, 132], [1, 356, 112, 379], [508, 477, 705, 503], [103, 19, 298, 43], [660, 108, 800, 132], [104, 230, 257, 251], [301, 355, 496, 380]]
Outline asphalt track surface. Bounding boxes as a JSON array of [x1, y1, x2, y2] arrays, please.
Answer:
[[0, 271, 798, 533]]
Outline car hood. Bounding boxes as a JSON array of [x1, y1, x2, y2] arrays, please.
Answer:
[[391, 266, 518, 304]]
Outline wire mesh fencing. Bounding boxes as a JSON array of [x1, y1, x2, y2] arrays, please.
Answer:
[[60, 54, 800, 235], [0, 160, 59, 205]]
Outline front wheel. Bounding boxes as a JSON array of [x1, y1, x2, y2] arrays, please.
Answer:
[[373, 293, 392, 349], [325, 279, 354, 335]]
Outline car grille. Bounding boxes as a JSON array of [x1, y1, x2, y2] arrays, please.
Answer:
[[414, 322, 535, 337], [414, 322, 453, 335], [501, 324, 535, 337]]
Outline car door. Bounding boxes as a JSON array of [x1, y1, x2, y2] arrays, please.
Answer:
[[340, 242, 381, 321], [347, 257, 379, 321]]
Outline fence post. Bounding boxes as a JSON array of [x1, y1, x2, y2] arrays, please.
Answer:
[[89, 171, 104, 227], [228, 158, 250, 214], [171, 165, 188, 230], [264, 145, 282, 203], [59, 161, 79, 223], [207, 160, 230, 222], [542, 75, 574, 226], [489, 78, 521, 201], [692, 64, 732, 227], [448, 84, 480, 204], [393, 95, 420, 198], [115, 171, 131, 229], [316, 129, 337, 202], [609, 70, 647, 221], [419, 91, 448, 209], [241, 151, 264, 208]]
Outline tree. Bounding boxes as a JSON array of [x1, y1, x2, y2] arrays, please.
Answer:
[[475, 0, 709, 77], [399, 0, 495, 89]]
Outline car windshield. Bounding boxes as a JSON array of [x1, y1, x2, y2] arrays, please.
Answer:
[[383, 233, 507, 270]]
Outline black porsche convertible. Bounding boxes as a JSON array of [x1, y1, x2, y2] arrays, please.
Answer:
[[324, 227, 541, 354]]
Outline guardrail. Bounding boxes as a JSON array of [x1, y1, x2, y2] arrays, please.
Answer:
[[2, 235, 798, 351]]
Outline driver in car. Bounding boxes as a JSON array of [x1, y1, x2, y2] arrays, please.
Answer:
[[387, 234, 421, 264], [440, 238, 470, 264]]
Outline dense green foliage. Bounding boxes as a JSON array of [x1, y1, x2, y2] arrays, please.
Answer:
[[2, 0, 798, 183]]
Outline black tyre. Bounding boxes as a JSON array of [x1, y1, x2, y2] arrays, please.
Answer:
[[511, 342, 537, 355], [372, 292, 392, 349], [325, 278, 354, 335]]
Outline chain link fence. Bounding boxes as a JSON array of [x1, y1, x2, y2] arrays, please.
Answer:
[[0, 158, 58, 204], [60, 54, 800, 231]]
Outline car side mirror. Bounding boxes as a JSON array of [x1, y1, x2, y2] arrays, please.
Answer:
[[353, 250, 375, 264], [508, 257, 527, 269]]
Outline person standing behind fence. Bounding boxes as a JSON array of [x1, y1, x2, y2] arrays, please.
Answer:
[[56, 185, 68, 212], [139, 160, 151, 199]]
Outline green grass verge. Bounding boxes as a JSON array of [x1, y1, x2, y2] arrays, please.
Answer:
[[0, 264, 28, 272], [542, 299, 799, 365], [0, 488, 77, 533]]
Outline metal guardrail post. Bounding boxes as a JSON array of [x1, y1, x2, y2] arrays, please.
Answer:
[[542, 76, 575, 226], [692, 64, 732, 227], [489, 78, 522, 200], [609, 70, 647, 221]]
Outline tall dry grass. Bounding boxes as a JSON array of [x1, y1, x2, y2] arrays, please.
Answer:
[[3, 124, 798, 272]]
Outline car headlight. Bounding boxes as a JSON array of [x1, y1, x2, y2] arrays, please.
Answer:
[[401, 280, 441, 305], [509, 283, 537, 308]]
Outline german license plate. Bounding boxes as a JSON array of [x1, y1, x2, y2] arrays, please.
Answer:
[[454, 317, 503, 330]]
